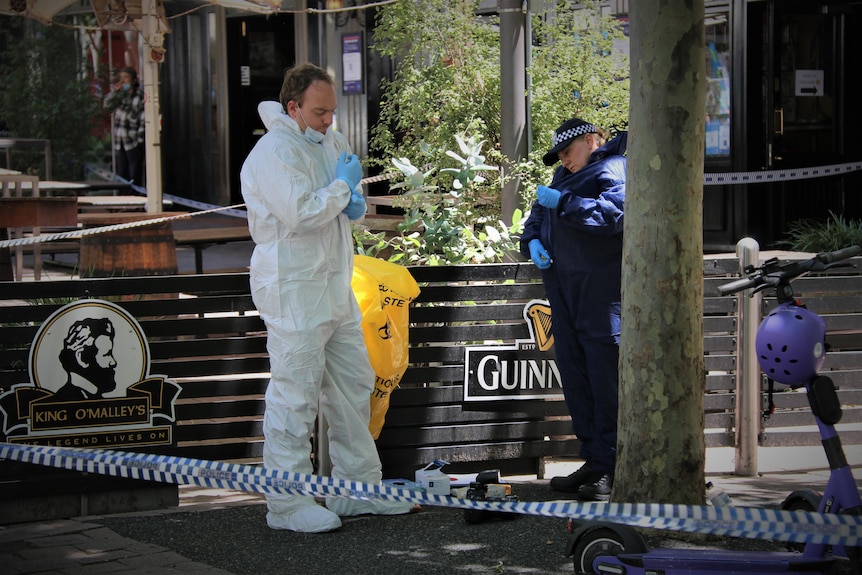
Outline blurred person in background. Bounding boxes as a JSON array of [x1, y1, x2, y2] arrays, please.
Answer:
[[104, 67, 145, 184]]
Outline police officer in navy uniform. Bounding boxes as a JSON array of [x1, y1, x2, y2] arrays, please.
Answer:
[[520, 118, 627, 501]]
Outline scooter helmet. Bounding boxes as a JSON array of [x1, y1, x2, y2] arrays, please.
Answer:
[[755, 302, 827, 386]]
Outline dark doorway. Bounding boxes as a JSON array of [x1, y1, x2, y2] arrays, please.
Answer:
[[745, 0, 861, 247], [226, 14, 296, 203]]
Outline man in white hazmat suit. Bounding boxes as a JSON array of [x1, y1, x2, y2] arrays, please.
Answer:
[[240, 64, 414, 533]]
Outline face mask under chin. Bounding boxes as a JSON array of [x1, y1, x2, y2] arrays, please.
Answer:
[[297, 106, 326, 143]]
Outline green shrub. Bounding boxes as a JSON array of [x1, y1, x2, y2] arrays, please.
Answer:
[[355, 134, 522, 265], [369, 0, 502, 194], [777, 211, 862, 252], [0, 18, 101, 180], [367, 0, 629, 264]]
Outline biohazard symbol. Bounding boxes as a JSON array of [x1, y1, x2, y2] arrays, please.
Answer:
[[378, 320, 392, 340]]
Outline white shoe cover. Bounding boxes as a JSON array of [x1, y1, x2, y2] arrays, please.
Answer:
[[326, 496, 415, 517], [266, 503, 342, 533]]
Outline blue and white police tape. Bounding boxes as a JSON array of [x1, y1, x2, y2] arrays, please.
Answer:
[[84, 166, 402, 217], [0, 167, 381, 249], [100, 167, 395, 218], [127, 181, 250, 218], [703, 160, 862, 186], [1, 442, 860, 546], [4, 161, 860, 251]]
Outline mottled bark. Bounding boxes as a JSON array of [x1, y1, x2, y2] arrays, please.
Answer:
[[613, 0, 707, 505]]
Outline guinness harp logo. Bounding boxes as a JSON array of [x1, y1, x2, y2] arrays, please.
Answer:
[[525, 301, 554, 352]]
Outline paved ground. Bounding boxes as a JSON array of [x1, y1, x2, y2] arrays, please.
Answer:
[[1, 452, 860, 575]]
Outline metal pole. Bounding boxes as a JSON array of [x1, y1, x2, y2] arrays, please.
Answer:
[[295, 0, 308, 64], [734, 237, 761, 476], [215, 8, 231, 204], [141, 0, 164, 213], [499, 0, 528, 227], [44, 139, 51, 180], [108, 34, 117, 177], [524, 0, 532, 154]]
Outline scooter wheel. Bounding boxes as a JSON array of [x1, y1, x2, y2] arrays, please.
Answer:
[[781, 490, 821, 553], [571, 524, 647, 575]]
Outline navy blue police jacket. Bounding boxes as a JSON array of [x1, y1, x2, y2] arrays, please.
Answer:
[[519, 132, 627, 270], [519, 133, 627, 340]]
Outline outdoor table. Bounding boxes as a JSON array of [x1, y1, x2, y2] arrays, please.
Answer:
[[0, 196, 77, 281], [76, 195, 148, 212]]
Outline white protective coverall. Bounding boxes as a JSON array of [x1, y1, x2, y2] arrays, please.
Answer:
[[240, 101, 412, 532]]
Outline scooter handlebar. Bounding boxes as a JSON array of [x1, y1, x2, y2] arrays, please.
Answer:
[[717, 276, 759, 296], [717, 244, 861, 297], [817, 244, 862, 265]]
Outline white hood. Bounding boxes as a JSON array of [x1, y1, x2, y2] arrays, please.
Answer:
[[257, 101, 296, 132]]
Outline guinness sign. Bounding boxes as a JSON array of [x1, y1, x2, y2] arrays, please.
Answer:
[[463, 299, 563, 401]]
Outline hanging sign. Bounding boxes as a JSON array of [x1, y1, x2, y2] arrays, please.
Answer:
[[342, 32, 363, 94]]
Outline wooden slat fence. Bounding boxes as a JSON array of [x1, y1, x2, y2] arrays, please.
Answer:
[[1, 256, 860, 517]]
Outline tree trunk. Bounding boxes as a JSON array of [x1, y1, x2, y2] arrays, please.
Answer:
[[613, 0, 707, 505]]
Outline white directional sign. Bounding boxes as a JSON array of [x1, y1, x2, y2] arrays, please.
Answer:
[[795, 69, 824, 96]]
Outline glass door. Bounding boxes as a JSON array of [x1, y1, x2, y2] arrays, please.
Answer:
[[746, 0, 860, 246], [226, 14, 296, 202]]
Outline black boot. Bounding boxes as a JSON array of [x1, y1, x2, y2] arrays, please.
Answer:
[[549, 462, 593, 493], [578, 472, 613, 501]]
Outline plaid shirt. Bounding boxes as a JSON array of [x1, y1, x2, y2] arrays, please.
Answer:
[[104, 84, 145, 150]]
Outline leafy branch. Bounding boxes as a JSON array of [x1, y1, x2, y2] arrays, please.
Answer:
[[354, 134, 522, 266]]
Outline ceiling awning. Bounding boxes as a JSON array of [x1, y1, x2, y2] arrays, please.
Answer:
[[0, 0, 84, 24], [204, 0, 277, 13], [0, 0, 278, 26]]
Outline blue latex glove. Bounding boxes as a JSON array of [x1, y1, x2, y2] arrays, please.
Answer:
[[536, 185, 561, 210], [343, 189, 366, 220], [528, 239, 551, 269], [335, 151, 363, 190]]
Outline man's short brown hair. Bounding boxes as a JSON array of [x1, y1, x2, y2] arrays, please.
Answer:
[[279, 64, 334, 113]]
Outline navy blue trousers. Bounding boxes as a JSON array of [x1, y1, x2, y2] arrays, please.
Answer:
[[543, 267, 620, 473]]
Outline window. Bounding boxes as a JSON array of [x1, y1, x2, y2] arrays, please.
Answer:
[[705, 12, 731, 157]]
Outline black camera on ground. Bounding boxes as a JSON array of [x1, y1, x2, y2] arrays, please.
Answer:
[[463, 469, 520, 524]]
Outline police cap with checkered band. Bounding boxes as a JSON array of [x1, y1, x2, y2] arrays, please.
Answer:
[[542, 118, 598, 166]]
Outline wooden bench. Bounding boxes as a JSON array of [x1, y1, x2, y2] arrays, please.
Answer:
[[1, 177, 77, 281], [76, 195, 148, 212], [366, 195, 399, 215], [365, 193, 494, 215]]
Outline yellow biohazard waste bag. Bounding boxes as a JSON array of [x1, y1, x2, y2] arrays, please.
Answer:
[[351, 255, 421, 439]]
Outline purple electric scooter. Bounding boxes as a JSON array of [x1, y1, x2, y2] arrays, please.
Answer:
[[565, 245, 862, 575]]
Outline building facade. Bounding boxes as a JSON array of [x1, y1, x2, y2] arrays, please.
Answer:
[[156, 0, 861, 250]]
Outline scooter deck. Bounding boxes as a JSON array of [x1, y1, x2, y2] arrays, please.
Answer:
[[606, 548, 835, 574]]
